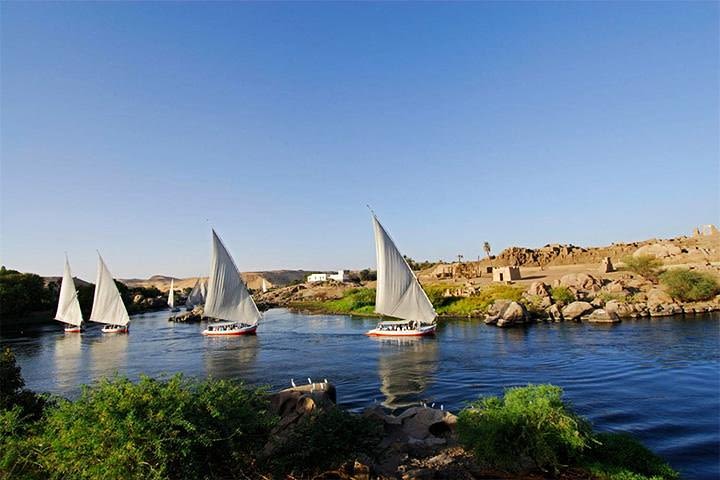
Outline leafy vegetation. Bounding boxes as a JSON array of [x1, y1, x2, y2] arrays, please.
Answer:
[[586, 433, 679, 480], [659, 269, 719, 302], [622, 255, 663, 282], [457, 385, 678, 479], [551, 285, 576, 306], [267, 407, 382, 476], [434, 284, 525, 316], [403, 256, 438, 271], [0, 267, 51, 317], [458, 385, 592, 474]]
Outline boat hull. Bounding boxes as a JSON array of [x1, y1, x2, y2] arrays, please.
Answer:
[[64, 326, 83, 333], [102, 325, 129, 334], [202, 324, 257, 336], [365, 324, 436, 337]]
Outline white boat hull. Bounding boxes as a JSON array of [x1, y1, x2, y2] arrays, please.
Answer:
[[366, 324, 436, 337], [64, 325, 83, 333], [102, 325, 129, 334], [202, 324, 257, 336]]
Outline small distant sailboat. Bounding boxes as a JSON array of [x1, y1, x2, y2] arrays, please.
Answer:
[[365, 212, 437, 337], [168, 278, 180, 312], [201, 230, 261, 336], [89, 253, 130, 334], [185, 277, 206, 311], [55, 256, 84, 333], [262, 278, 268, 293]]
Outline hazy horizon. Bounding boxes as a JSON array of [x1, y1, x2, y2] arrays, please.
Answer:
[[2, 2, 718, 280]]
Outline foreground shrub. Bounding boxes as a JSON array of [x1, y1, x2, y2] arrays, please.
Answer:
[[585, 432, 679, 480], [0, 348, 47, 420], [267, 407, 382, 476], [659, 269, 719, 302], [324, 288, 376, 314], [36, 375, 275, 480], [551, 286, 576, 306], [622, 255, 663, 282], [457, 384, 592, 474]]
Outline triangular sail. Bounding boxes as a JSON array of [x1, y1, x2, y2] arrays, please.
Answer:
[[168, 279, 175, 308], [54, 257, 84, 327], [187, 278, 205, 307], [262, 279, 268, 293], [372, 215, 437, 324], [204, 230, 261, 325], [89, 253, 130, 326]]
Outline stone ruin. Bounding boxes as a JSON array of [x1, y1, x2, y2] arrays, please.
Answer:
[[598, 256, 614, 274]]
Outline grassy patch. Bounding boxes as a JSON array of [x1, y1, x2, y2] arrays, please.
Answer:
[[585, 432, 679, 480], [622, 255, 663, 282], [659, 269, 719, 302], [551, 286, 576, 306]]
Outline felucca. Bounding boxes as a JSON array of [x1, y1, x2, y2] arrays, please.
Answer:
[[366, 213, 437, 337], [168, 278, 180, 312], [89, 253, 130, 334], [186, 277, 206, 311], [202, 230, 261, 336], [55, 256, 84, 333]]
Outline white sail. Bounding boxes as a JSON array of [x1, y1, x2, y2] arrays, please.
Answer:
[[187, 277, 205, 307], [168, 279, 175, 308], [372, 215, 436, 324], [89, 253, 130, 326], [204, 230, 261, 325], [262, 279, 268, 293], [54, 257, 84, 327]]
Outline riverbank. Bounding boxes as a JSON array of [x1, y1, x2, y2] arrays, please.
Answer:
[[0, 347, 679, 480]]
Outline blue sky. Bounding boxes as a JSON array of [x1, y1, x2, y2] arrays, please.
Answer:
[[1, 2, 718, 280]]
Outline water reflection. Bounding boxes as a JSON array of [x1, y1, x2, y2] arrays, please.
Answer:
[[88, 334, 129, 378], [53, 334, 83, 390], [375, 337, 439, 409], [203, 336, 260, 380]]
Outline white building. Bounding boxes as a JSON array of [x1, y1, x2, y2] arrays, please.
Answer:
[[307, 273, 328, 283], [329, 270, 350, 282], [307, 270, 350, 283]]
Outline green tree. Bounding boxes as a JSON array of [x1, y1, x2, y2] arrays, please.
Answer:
[[0, 267, 49, 317], [622, 255, 663, 282], [483, 241, 492, 258], [659, 269, 720, 302]]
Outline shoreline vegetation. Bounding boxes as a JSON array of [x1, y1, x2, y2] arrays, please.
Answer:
[[0, 348, 678, 480]]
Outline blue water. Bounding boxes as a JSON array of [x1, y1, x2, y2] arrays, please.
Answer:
[[2, 309, 718, 479]]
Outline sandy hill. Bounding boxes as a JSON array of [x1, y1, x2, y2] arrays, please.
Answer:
[[122, 270, 309, 292]]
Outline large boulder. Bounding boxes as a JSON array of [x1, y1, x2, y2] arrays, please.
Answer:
[[633, 243, 681, 259], [561, 301, 594, 321], [527, 281, 551, 297], [547, 304, 564, 322], [605, 300, 635, 318], [559, 273, 602, 293], [585, 309, 620, 323], [646, 289, 673, 308], [485, 300, 529, 327]]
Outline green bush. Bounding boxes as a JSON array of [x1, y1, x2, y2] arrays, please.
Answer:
[[585, 432, 678, 480], [35, 375, 276, 480], [432, 284, 524, 316], [267, 407, 382, 476], [551, 286, 576, 306], [457, 385, 592, 474], [0, 267, 51, 317], [324, 288, 376, 314], [0, 348, 47, 420], [659, 269, 719, 302], [622, 255, 663, 282]]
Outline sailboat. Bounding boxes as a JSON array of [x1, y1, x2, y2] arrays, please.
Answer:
[[89, 253, 130, 334], [168, 279, 180, 312], [55, 256, 84, 333], [201, 230, 261, 336], [365, 213, 437, 337], [185, 277, 206, 311], [261, 278, 268, 293]]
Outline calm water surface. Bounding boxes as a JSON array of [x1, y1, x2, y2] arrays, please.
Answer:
[[2, 309, 718, 479]]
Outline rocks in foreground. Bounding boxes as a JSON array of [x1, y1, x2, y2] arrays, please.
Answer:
[[484, 300, 529, 327]]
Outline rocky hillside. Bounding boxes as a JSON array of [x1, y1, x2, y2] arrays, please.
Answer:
[[122, 270, 309, 291]]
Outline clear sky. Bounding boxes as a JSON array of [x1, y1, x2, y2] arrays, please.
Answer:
[[1, 2, 718, 280]]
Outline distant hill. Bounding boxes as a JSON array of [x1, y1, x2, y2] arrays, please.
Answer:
[[122, 270, 309, 292], [43, 276, 92, 288]]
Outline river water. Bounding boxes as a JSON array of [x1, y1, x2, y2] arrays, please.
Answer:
[[1, 309, 718, 479]]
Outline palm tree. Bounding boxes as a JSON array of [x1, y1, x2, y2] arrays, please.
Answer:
[[483, 242, 491, 259]]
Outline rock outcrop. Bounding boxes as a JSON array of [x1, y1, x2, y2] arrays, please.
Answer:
[[633, 243, 682, 259], [484, 300, 529, 327], [561, 301, 594, 321], [585, 309, 620, 323]]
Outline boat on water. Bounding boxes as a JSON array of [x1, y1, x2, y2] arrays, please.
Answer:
[[261, 278, 268, 293], [201, 230, 261, 336], [168, 278, 180, 312], [55, 256, 85, 333], [185, 277, 206, 311], [89, 253, 130, 334], [365, 212, 437, 337]]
